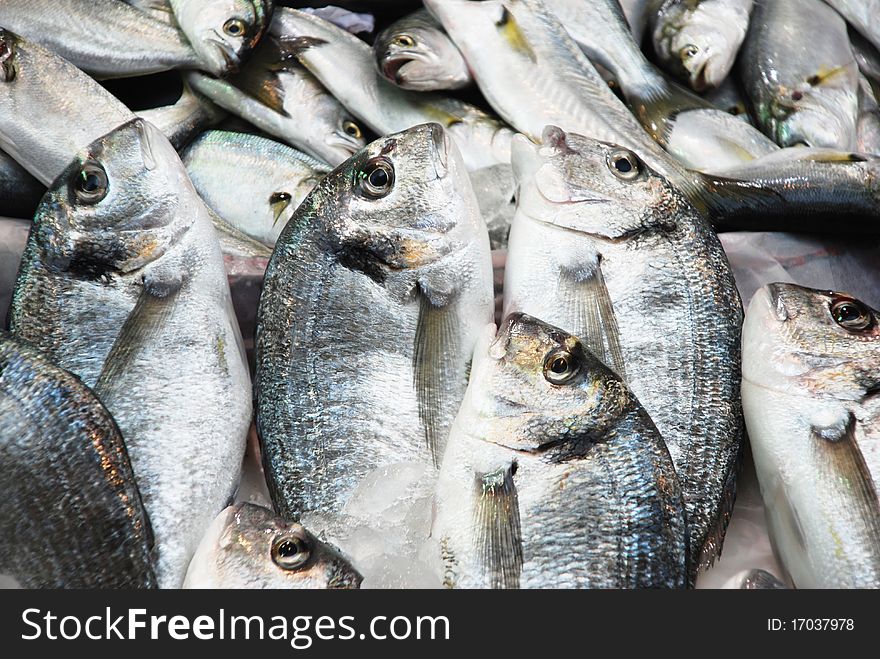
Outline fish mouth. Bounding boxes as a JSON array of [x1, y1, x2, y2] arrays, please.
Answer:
[[381, 52, 423, 85], [207, 38, 242, 75], [0, 30, 17, 83]]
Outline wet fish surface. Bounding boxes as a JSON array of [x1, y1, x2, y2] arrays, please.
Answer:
[[504, 127, 743, 580], [0, 331, 156, 588], [742, 284, 880, 588], [183, 503, 362, 588], [434, 314, 688, 589], [255, 124, 494, 520]]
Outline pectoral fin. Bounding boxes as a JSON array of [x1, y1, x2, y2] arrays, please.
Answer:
[[473, 466, 523, 589]]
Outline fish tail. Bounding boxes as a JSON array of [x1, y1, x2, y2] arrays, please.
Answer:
[[473, 466, 523, 589]]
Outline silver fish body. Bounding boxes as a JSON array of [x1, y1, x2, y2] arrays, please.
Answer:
[[374, 9, 472, 91], [742, 284, 880, 588], [255, 124, 494, 520], [665, 108, 778, 171], [168, 0, 274, 77], [824, 0, 880, 54], [137, 84, 226, 151], [0, 0, 201, 79], [648, 0, 753, 90], [857, 76, 880, 155], [504, 128, 743, 579], [739, 0, 859, 149], [434, 315, 688, 589], [183, 503, 362, 588], [0, 331, 156, 588], [182, 130, 329, 245], [185, 29, 366, 166], [269, 7, 513, 172], [0, 29, 135, 185]]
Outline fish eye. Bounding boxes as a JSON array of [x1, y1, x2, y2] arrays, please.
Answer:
[[343, 120, 362, 139], [223, 18, 247, 37], [74, 162, 109, 204], [680, 44, 699, 60], [830, 297, 873, 332], [271, 534, 311, 570], [606, 149, 640, 180], [359, 157, 395, 198], [393, 34, 416, 48], [543, 349, 581, 385]]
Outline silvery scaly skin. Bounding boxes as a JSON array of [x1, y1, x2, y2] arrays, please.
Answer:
[[168, 0, 274, 76], [267, 8, 513, 172], [182, 130, 330, 246], [255, 124, 494, 520], [857, 77, 880, 155], [648, 0, 753, 91], [183, 504, 362, 589], [824, 0, 880, 54], [434, 315, 688, 589], [739, 0, 859, 149], [0, 331, 156, 588], [619, 0, 651, 43], [850, 28, 880, 82], [0, 29, 135, 186], [503, 128, 743, 579], [0, 0, 200, 79], [374, 9, 472, 92], [185, 30, 366, 166], [742, 284, 880, 588], [12, 119, 252, 588]]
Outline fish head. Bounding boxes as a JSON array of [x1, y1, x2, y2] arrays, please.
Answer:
[[511, 126, 681, 239], [188, 504, 362, 589], [774, 83, 860, 149], [463, 313, 630, 454], [33, 118, 194, 277], [743, 284, 880, 398], [658, 2, 749, 91], [323, 111, 367, 165], [313, 122, 480, 272], [182, 0, 274, 76], [375, 22, 469, 91]]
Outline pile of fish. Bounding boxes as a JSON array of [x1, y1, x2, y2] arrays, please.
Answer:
[[0, 0, 878, 590]]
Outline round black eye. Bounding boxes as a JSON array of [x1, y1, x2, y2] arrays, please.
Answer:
[[607, 149, 640, 180], [830, 298, 873, 331], [74, 162, 108, 204], [543, 349, 580, 385], [223, 18, 247, 37], [343, 120, 362, 139], [791, 90, 803, 101], [393, 34, 415, 48], [360, 158, 395, 198], [680, 44, 699, 59], [271, 535, 311, 570]]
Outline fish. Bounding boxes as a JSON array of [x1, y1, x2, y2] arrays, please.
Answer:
[[0, 150, 43, 219], [537, 0, 774, 170], [619, 0, 652, 44], [137, 83, 226, 150], [703, 77, 753, 121], [182, 130, 330, 245], [0, 29, 135, 185], [850, 27, 880, 83], [255, 123, 494, 520], [185, 29, 366, 166], [647, 0, 753, 90], [824, 0, 880, 54], [0, 331, 156, 588], [374, 9, 472, 91], [723, 568, 787, 589], [503, 127, 743, 581], [0, 0, 201, 79], [183, 503, 362, 588], [168, 0, 274, 76], [857, 76, 880, 155], [741, 283, 880, 588], [739, 0, 860, 149], [433, 314, 688, 589], [268, 7, 513, 172]]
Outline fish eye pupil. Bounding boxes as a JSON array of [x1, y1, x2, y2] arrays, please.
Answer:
[[551, 357, 568, 374], [224, 19, 245, 36], [614, 157, 632, 173], [277, 540, 299, 558], [81, 172, 99, 192], [369, 167, 388, 188]]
